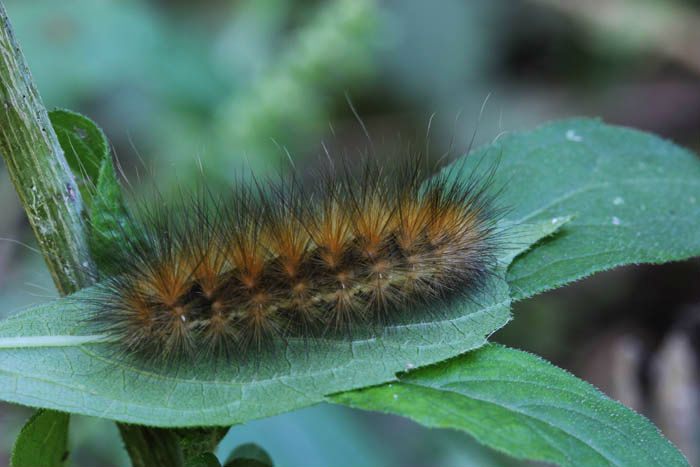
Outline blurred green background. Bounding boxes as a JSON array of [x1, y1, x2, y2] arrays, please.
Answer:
[[0, 0, 698, 465]]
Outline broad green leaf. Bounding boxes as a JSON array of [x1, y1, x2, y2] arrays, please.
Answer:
[[0, 219, 562, 427], [224, 443, 274, 467], [330, 344, 689, 467], [49, 109, 109, 204], [0, 273, 509, 426], [462, 118, 700, 300], [10, 409, 70, 467]]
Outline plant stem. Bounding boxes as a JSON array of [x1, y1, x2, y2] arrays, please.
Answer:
[[0, 3, 197, 466], [0, 3, 95, 294], [117, 424, 185, 467]]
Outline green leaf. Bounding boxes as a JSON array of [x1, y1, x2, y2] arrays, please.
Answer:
[[0, 268, 510, 427], [48, 108, 131, 273], [89, 156, 132, 273], [499, 215, 573, 266], [224, 443, 273, 467], [10, 409, 70, 467], [472, 118, 700, 300], [0, 218, 564, 427], [185, 452, 221, 467], [49, 109, 109, 204], [330, 344, 689, 467]]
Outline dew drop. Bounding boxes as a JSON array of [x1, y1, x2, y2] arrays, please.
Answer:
[[566, 130, 582, 142]]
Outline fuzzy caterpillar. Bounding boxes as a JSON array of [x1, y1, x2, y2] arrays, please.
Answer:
[[87, 155, 504, 366]]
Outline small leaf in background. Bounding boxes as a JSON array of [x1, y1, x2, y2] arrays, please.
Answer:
[[48, 109, 109, 205], [10, 409, 70, 467], [331, 344, 689, 467], [224, 443, 273, 467], [185, 452, 222, 467], [88, 156, 133, 274], [48, 108, 132, 273]]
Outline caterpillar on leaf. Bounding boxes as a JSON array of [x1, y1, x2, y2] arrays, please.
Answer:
[[85, 153, 506, 368]]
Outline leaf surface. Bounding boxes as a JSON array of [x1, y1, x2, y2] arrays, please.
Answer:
[[0, 275, 510, 426], [224, 443, 274, 467], [49, 109, 109, 205], [466, 118, 700, 299], [10, 409, 70, 467], [89, 156, 132, 273], [331, 344, 689, 467]]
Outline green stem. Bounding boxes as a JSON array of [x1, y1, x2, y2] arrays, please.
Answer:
[[0, 3, 94, 295], [117, 425, 230, 467], [117, 424, 184, 467], [0, 3, 204, 466]]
